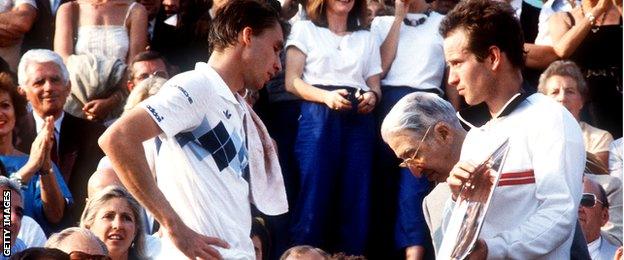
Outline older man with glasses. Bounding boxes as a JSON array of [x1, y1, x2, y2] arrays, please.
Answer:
[[579, 177, 620, 260], [381, 92, 467, 254]]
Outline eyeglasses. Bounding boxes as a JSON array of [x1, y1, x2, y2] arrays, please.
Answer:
[[399, 124, 434, 168], [580, 193, 605, 208], [69, 251, 111, 260], [134, 70, 168, 81]]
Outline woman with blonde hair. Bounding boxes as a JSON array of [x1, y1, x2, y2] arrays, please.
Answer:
[[80, 185, 146, 260]]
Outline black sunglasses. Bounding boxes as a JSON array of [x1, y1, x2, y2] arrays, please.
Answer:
[[580, 193, 605, 208]]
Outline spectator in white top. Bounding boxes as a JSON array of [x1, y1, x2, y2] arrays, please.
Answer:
[[0, 0, 37, 72], [538, 60, 613, 169], [285, 0, 381, 254], [579, 177, 619, 260]]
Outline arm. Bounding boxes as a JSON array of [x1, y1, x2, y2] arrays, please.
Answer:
[[284, 46, 352, 110], [549, 0, 610, 57], [99, 108, 228, 259], [379, 0, 408, 78], [54, 3, 75, 62], [126, 3, 148, 63], [0, 3, 36, 36]]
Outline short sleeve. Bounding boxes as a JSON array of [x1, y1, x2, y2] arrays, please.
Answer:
[[364, 33, 382, 80], [370, 17, 388, 45], [285, 21, 310, 54], [140, 76, 205, 138]]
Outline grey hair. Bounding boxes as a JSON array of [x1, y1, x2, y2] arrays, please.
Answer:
[[80, 185, 146, 258], [537, 60, 588, 101], [0, 176, 23, 205], [17, 49, 70, 86], [45, 227, 109, 255], [123, 76, 167, 112], [381, 92, 462, 142]]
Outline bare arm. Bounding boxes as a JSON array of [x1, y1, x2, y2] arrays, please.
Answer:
[[284, 46, 353, 110], [379, 0, 408, 78], [0, 3, 36, 35], [126, 3, 148, 62], [54, 3, 75, 62], [99, 108, 228, 259]]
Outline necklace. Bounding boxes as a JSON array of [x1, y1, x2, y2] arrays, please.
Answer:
[[403, 8, 432, 27], [581, 5, 609, 33]]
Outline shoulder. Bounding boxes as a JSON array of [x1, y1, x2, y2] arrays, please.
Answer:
[[128, 1, 147, 19], [292, 20, 316, 32]]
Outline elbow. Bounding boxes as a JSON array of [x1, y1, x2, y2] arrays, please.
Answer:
[[98, 128, 116, 155]]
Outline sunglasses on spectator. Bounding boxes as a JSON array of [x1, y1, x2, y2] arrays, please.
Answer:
[[69, 251, 111, 260], [135, 71, 168, 81], [580, 193, 604, 208], [399, 124, 434, 168]]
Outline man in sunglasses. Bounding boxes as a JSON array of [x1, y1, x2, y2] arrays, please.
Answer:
[[579, 177, 619, 260], [126, 50, 170, 92]]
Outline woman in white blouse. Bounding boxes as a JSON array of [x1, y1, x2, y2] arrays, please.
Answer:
[[285, 0, 381, 254]]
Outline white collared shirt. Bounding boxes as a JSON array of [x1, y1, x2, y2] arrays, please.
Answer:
[[32, 111, 64, 145], [588, 236, 601, 260]]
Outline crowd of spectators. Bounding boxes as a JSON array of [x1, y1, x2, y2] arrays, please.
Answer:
[[0, 0, 621, 258]]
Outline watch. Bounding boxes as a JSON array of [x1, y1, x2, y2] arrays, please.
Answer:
[[585, 12, 596, 26]]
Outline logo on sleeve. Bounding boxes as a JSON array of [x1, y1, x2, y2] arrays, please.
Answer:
[[146, 105, 164, 122], [175, 85, 193, 104], [223, 110, 231, 119]]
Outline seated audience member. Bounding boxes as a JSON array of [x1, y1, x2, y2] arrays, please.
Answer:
[[585, 170, 624, 245], [126, 51, 170, 92], [610, 138, 623, 180], [45, 227, 109, 257], [538, 60, 613, 169], [80, 186, 146, 260], [0, 177, 27, 256], [14, 49, 106, 231], [0, 73, 72, 234], [251, 217, 271, 260], [380, 92, 466, 253], [8, 247, 69, 260], [280, 245, 330, 260], [580, 177, 620, 259]]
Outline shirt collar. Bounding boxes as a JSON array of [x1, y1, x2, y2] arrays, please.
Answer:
[[457, 92, 529, 129], [33, 111, 64, 137], [195, 62, 241, 105]]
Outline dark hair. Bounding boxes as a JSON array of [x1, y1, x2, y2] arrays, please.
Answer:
[[128, 51, 169, 80], [439, 0, 525, 69], [0, 72, 27, 119], [597, 184, 610, 209], [9, 247, 70, 260], [307, 0, 367, 31], [250, 217, 271, 259], [209, 0, 286, 52]]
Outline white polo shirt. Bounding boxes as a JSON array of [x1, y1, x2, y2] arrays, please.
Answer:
[[141, 62, 253, 259]]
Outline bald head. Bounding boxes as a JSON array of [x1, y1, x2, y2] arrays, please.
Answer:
[[87, 167, 122, 199]]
